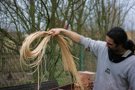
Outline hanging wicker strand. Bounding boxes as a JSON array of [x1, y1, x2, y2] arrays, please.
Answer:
[[20, 31, 83, 90]]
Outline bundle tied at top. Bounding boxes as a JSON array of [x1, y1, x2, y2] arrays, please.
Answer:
[[20, 31, 83, 90]]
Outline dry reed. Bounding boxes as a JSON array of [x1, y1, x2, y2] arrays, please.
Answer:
[[20, 31, 83, 90]]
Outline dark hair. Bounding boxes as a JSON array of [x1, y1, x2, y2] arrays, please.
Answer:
[[107, 27, 135, 53]]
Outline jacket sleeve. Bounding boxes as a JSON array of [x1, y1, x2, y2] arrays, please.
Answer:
[[128, 63, 135, 90], [79, 35, 105, 57]]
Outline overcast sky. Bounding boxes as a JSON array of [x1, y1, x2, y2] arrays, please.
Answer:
[[124, 0, 135, 30], [126, 8, 135, 30]]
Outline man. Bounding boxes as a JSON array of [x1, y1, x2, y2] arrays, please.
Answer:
[[49, 27, 135, 90]]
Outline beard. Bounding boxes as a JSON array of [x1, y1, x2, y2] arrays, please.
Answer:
[[108, 47, 133, 63], [108, 47, 117, 54], [108, 47, 123, 63], [108, 45, 121, 55]]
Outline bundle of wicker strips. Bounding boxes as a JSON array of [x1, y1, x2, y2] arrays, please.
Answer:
[[20, 31, 83, 90]]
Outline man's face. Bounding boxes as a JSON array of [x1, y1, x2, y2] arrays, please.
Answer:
[[106, 36, 116, 48], [106, 36, 120, 52]]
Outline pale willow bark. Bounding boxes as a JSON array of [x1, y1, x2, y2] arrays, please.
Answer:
[[20, 31, 83, 90]]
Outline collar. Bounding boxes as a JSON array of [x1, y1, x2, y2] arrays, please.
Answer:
[[108, 49, 133, 63], [122, 50, 132, 57]]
